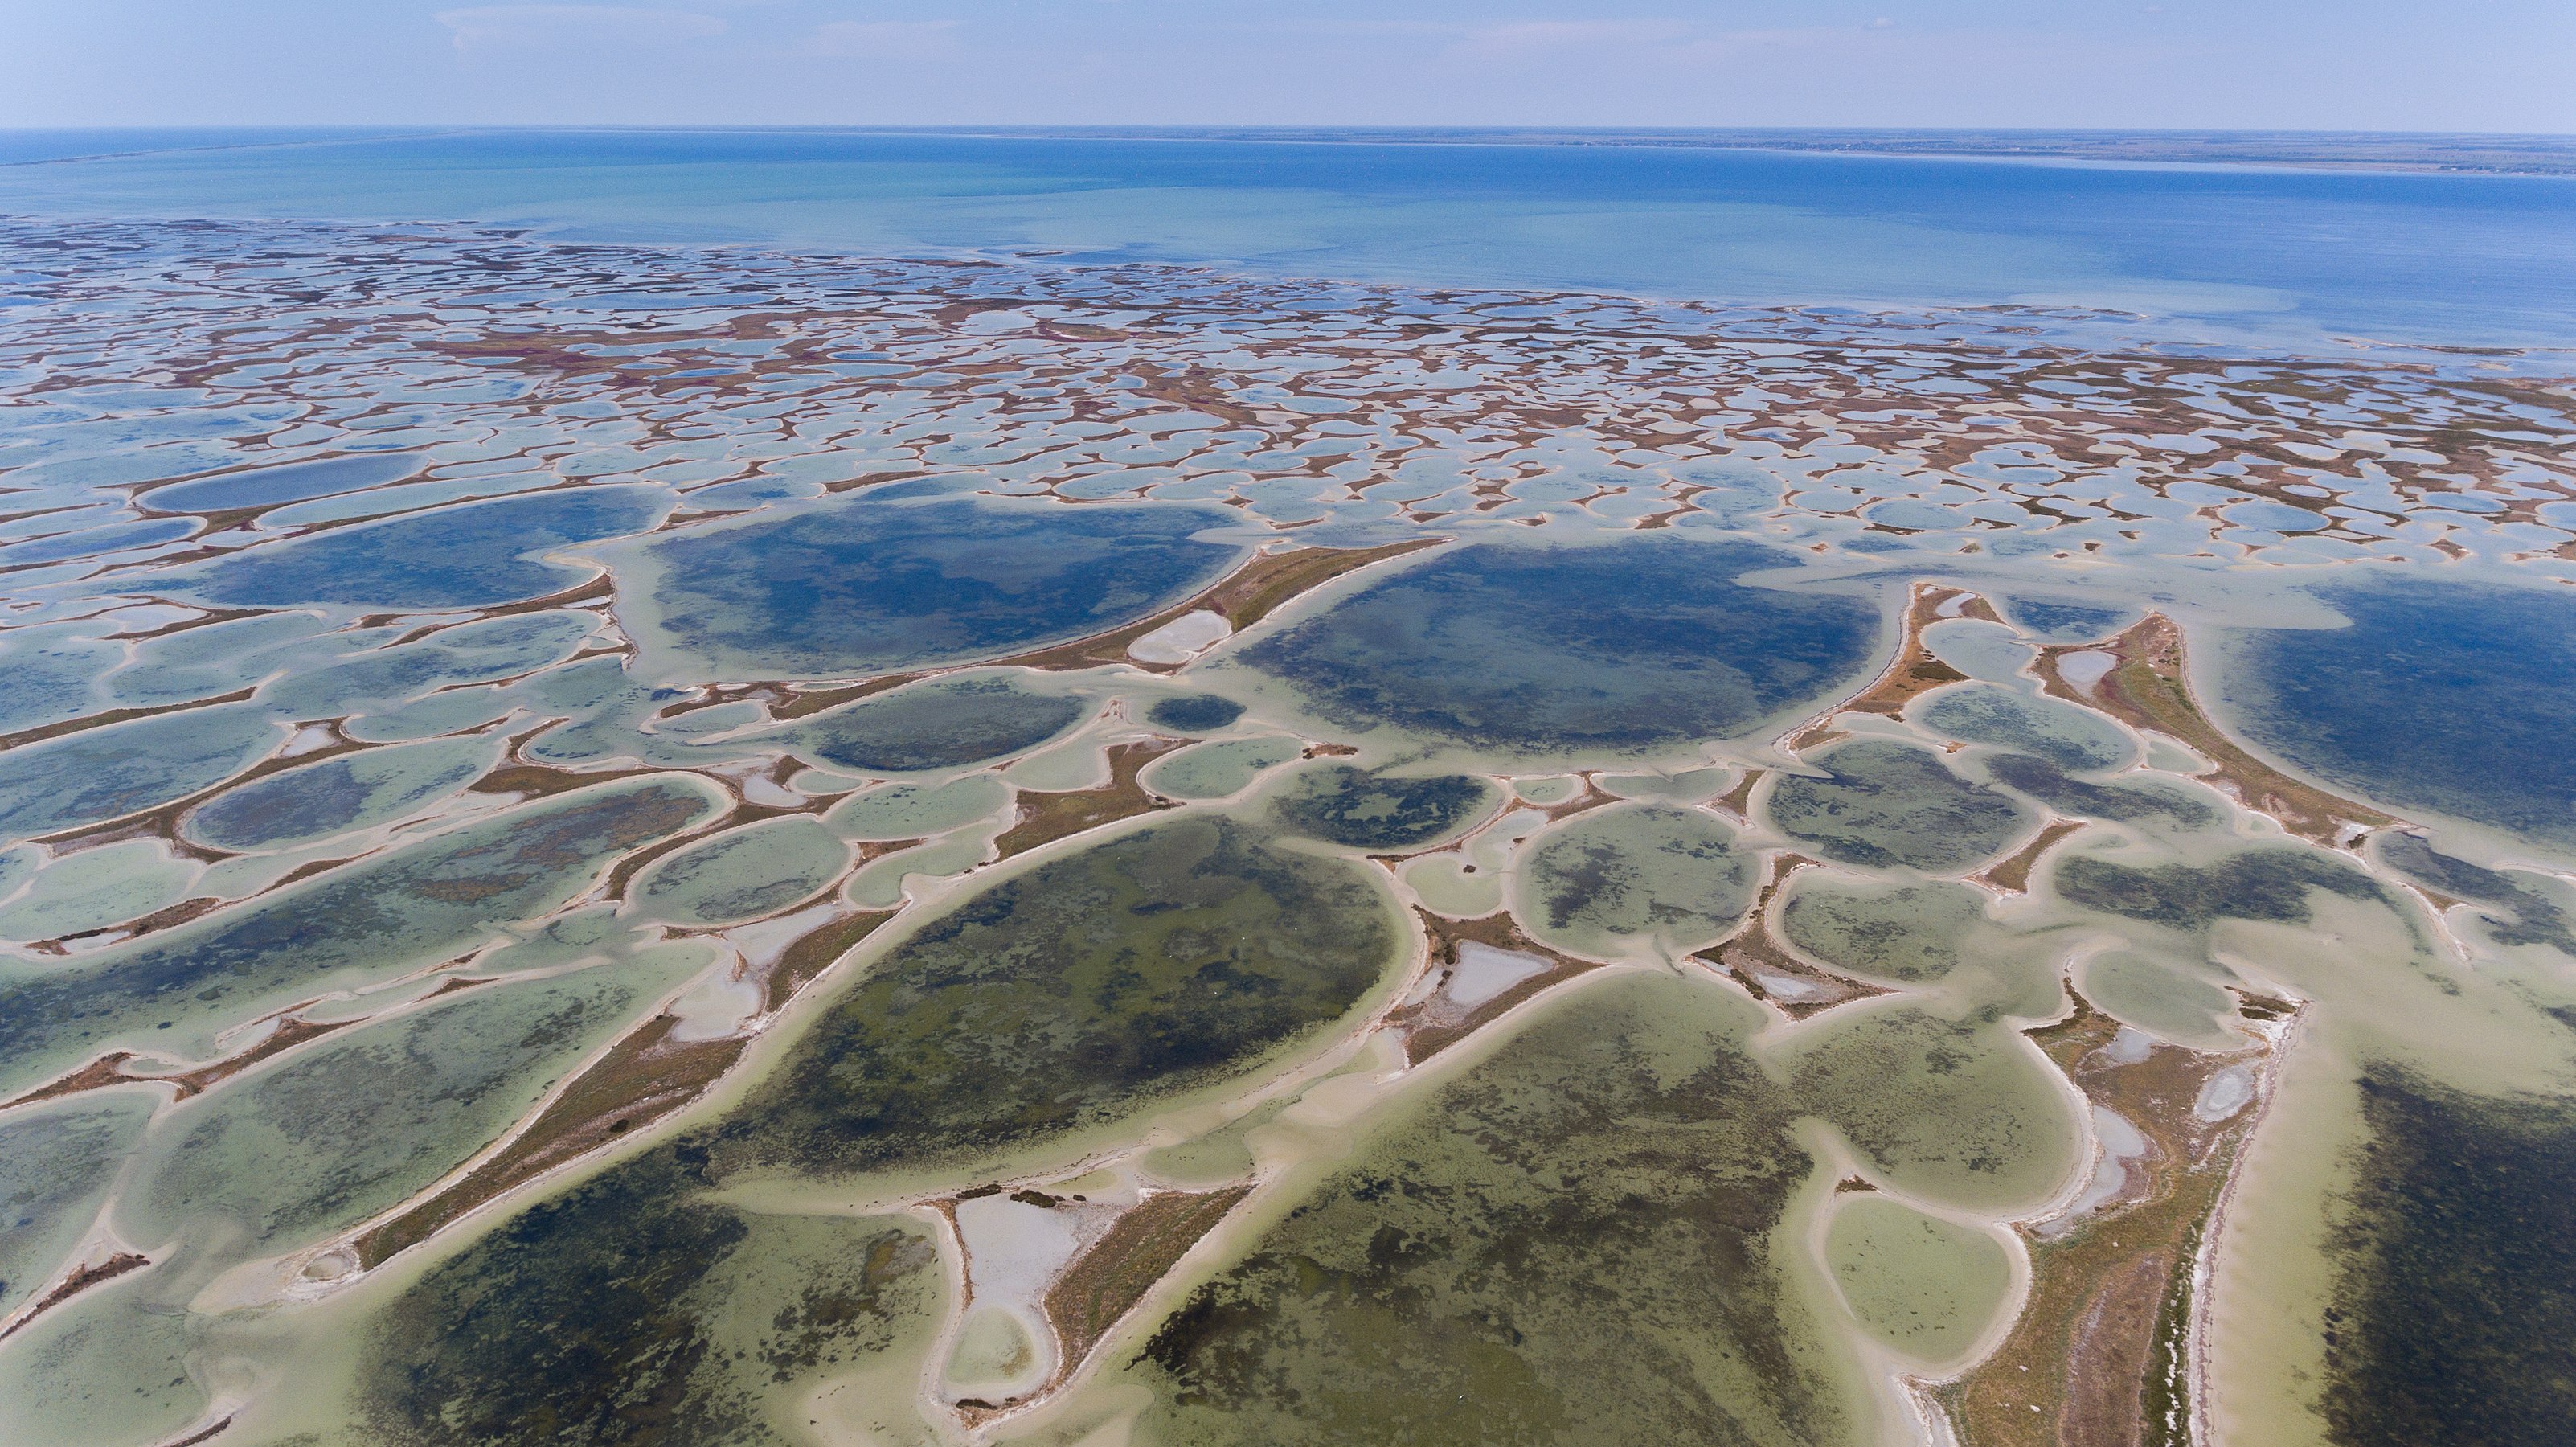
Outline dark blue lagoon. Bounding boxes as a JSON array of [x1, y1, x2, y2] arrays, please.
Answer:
[[169, 486, 670, 610], [2216, 576, 2576, 851], [1234, 536, 1881, 756], [625, 493, 1242, 682]]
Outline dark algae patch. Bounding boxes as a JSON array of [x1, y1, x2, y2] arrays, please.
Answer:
[[1268, 764, 1497, 851], [2054, 848, 2383, 932], [175, 486, 669, 609], [1983, 753, 2217, 829], [2316, 1066, 2576, 1447], [795, 674, 1083, 773], [2375, 830, 2576, 955], [1237, 536, 1878, 753], [2222, 576, 2576, 848], [1768, 739, 2029, 871], [1145, 693, 1246, 733], [711, 815, 1401, 1182], [637, 494, 1241, 678], [364, 1147, 937, 1446], [0, 776, 719, 1093], [1128, 971, 1861, 1447]]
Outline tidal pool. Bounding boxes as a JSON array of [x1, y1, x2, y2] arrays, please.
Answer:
[[0, 774, 723, 1092], [709, 814, 1404, 1187], [361, 1153, 942, 1446], [2217, 576, 2576, 851], [1123, 970, 1874, 1446], [1785, 1003, 2080, 1212], [1980, 752, 2219, 830], [629, 815, 853, 927], [141, 452, 425, 513], [118, 959, 700, 1258], [1266, 763, 1499, 851], [181, 733, 502, 851], [1767, 739, 2029, 872], [1145, 692, 1247, 733], [0, 703, 285, 846], [1513, 802, 1759, 957], [793, 674, 1087, 775], [1141, 735, 1304, 802], [2052, 846, 2385, 933], [1232, 536, 1880, 755], [0, 1091, 158, 1318], [620, 493, 1243, 681]]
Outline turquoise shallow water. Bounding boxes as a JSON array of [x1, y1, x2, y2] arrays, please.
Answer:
[[3, 128, 2573, 348]]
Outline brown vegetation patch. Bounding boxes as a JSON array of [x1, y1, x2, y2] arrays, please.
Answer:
[[1044, 1187, 1252, 1371], [1789, 582, 1987, 751], [1393, 908, 1599, 1065], [2035, 613, 2391, 843], [353, 1013, 745, 1269], [1, 1252, 151, 1343], [1977, 820, 2087, 896], [992, 739, 1190, 860], [1939, 990, 2273, 1447]]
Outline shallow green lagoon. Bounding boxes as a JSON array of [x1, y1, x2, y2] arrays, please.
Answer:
[[1823, 1195, 2014, 1367], [1781, 876, 1992, 986], [119, 957, 702, 1258], [1233, 536, 1881, 756], [0, 1091, 158, 1318], [629, 815, 852, 927], [1915, 681, 2132, 772], [1141, 735, 1304, 802], [1513, 802, 1759, 957], [358, 1152, 942, 1447], [1784, 1002, 2080, 1212]]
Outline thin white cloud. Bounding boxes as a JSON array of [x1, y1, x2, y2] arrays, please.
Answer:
[[1450, 18, 1693, 59], [435, 5, 727, 54], [805, 19, 960, 60]]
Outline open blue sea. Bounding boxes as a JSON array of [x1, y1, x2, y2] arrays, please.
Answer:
[[2, 127, 2574, 349]]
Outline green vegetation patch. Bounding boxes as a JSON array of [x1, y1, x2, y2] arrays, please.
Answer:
[[1768, 740, 2028, 872], [714, 814, 1403, 1183], [1129, 970, 1864, 1447]]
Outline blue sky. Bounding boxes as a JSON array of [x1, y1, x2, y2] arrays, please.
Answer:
[[5, 2, 2570, 132]]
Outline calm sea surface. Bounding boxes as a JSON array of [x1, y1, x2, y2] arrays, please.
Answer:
[[2, 128, 2574, 348]]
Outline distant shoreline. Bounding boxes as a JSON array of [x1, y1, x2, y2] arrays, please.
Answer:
[[4, 125, 2574, 178]]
